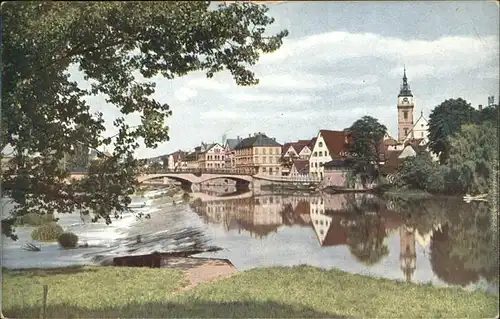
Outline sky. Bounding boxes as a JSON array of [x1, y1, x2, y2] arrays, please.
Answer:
[[76, 1, 499, 158]]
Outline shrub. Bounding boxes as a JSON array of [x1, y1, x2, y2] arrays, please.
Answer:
[[395, 151, 446, 193], [57, 232, 79, 249], [31, 223, 64, 242], [15, 213, 56, 226], [182, 193, 191, 203]]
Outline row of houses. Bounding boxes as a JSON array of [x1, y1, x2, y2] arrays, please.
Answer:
[[160, 128, 431, 180]]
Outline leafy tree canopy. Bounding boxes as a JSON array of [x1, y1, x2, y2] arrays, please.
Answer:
[[1, 1, 288, 240], [447, 122, 499, 196], [427, 98, 477, 164], [345, 116, 387, 186], [396, 150, 446, 193]]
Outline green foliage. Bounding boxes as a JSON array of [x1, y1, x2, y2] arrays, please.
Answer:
[[65, 124, 90, 170], [31, 222, 64, 241], [57, 232, 79, 249], [396, 151, 446, 193], [182, 193, 191, 203], [477, 104, 499, 125], [427, 98, 478, 164], [446, 122, 499, 195], [149, 161, 162, 172], [345, 116, 387, 186], [1, 2, 287, 240], [2, 265, 498, 318], [15, 213, 56, 226]]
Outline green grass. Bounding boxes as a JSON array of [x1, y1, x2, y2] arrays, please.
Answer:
[[2, 265, 498, 318]]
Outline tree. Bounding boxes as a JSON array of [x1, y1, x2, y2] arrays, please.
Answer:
[[446, 122, 498, 195], [1, 2, 288, 240], [478, 104, 499, 125], [65, 125, 90, 171], [345, 116, 387, 187], [396, 150, 446, 193], [427, 98, 478, 164]]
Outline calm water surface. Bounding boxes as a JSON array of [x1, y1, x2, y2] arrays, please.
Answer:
[[2, 189, 498, 295], [190, 191, 499, 294]]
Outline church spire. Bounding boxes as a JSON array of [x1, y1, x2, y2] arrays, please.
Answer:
[[399, 66, 413, 97]]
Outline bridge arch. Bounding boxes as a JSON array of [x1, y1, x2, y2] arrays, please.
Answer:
[[198, 175, 253, 185], [137, 174, 198, 184]]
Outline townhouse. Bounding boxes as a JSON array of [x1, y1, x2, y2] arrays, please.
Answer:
[[234, 132, 282, 175], [308, 130, 350, 179]]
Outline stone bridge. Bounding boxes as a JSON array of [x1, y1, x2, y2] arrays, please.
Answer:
[[139, 168, 322, 192], [138, 172, 253, 185]]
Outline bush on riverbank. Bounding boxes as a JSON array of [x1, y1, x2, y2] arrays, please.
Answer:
[[182, 193, 191, 203], [57, 232, 79, 249], [2, 265, 497, 318], [15, 213, 57, 226], [31, 223, 64, 242], [394, 151, 447, 193]]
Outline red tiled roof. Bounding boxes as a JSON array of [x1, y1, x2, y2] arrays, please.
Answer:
[[319, 130, 350, 158], [292, 159, 309, 174], [282, 138, 315, 156], [404, 138, 424, 147], [380, 150, 403, 174], [384, 138, 399, 146], [169, 150, 188, 162], [282, 142, 294, 155]]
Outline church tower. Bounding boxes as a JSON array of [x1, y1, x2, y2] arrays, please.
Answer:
[[397, 68, 415, 141]]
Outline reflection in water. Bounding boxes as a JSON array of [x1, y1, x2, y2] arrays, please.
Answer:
[[191, 192, 498, 294]]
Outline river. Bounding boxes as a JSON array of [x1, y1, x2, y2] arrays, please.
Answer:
[[1, 189, 498, 295]]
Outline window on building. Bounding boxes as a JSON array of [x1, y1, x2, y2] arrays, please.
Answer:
[[403, 111, 408, 120], [319, 142, 323, 147], [421, 132, 424, 137], [404, 128, 408, 136], [319, 151, 323, 157], [263, 148, 267, 155], [263, 157, 267, 164], [313, 151, 317, 157]]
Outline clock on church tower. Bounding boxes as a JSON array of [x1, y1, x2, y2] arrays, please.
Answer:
[[397, 68, 415, 142]]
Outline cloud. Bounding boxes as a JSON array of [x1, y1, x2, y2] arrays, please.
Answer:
[[173, 87, 198, 102], [64, 3, 498, 158], [260, 31, 499, 76], [229, 92, 320, 104]]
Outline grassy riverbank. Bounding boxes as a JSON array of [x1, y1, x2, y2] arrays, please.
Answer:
[[2, 265, 498, 318]]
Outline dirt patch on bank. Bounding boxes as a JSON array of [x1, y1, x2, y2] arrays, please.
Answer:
[[163, 257, 238, 290]]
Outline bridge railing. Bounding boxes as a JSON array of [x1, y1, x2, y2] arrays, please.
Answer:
[[142, 167, 258, 175], [254, 174, 322, 183]]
